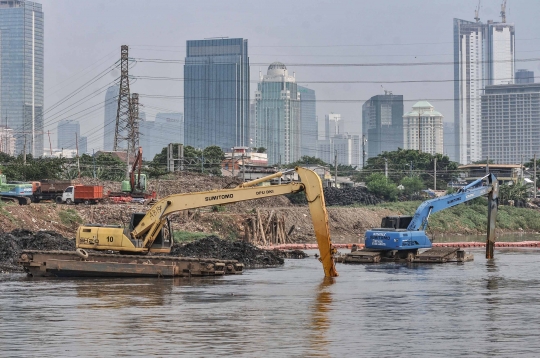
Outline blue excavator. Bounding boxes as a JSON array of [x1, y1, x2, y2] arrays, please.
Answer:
[[342, 173, 499, 263]]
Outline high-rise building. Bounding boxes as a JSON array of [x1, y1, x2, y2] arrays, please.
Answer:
[[298, 86, 317, 157], [0, 0, 44, 156], [481, 83, 540, 164], [515, 69, 534, 84], [56, 120, 87, 154], [361, 93, 404, 159], [184, 38, 249, 151], [453, 18, 515, 164], [103, 85, 119, 151], [317, 134, 360, 167], [325, 113, 344, 139], [79, 136, 87, 154], [255, 62, 301, 165], [0, 127, 16, 155], [57, 120, 80, 150], [443, 122, 456, 161], [403, 101, 444, 155], [139, 113, 184, 160]]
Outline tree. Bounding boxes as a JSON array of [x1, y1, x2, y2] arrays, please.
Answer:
[[355, 149, 458, 189], [0, 154, 66, 181], [285, 156, 328, 168], [400, 176, 424, 196], [499, 182, 530, 203], [365, 173, 398, 201], [524, 157, 540, 189], [202, 146, 225, 175], [78, 153, 126, 181], [256, 147, 266, 153]]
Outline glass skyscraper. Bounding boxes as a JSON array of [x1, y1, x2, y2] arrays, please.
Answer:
[[57, 119, 80, 150], [298, 86, 317, 158], [362, 93, 404, 159], [139, 112, 184, 161], [184, 38, 249, 151], [0, 0, 44, 156], [255, 62, 301, 165], [103, 85, 119, 151]]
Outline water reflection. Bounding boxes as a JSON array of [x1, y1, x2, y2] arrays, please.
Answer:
[[308, 277, 335, 358], [74, 278, 174, 308]]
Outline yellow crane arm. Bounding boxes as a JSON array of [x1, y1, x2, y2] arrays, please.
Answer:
[[130, 167, 338, 277]]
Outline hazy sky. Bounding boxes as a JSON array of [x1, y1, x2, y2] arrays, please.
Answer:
[[38, 0, 540, 151]]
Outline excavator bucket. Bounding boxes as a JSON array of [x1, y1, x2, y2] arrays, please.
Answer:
[[296, 167, 339, 278]]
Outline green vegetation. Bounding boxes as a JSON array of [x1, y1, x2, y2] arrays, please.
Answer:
[[0, 153, 66, 181], [499, 182, 530, 202], [148, 144, 225, 177], [400, 176, 424, 196], [58, 209, 83, 226], [365, 173, 399, 201], [354, 149, 458, 190], [173, 230, 211, 243]]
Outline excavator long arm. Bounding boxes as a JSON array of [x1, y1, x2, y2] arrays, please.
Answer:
[[129, 167, 338, 277], [407, 174, 498, 231]]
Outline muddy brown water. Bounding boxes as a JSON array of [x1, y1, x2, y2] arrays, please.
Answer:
[[1, 234, 540, 357]]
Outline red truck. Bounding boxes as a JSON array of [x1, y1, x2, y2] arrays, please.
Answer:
[[61, 185, 103, 205]]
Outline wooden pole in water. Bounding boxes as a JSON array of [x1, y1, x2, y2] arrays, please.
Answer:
[[486, 176, 498, 259]]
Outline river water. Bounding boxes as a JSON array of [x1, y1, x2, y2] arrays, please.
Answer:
[[2, 245, 540, 357]]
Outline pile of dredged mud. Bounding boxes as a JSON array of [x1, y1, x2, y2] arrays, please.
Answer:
[[0, 230, 299, 273], [0, 230, 75, 272], [166, 235, 285, 268], [288, 186, 383, 206]]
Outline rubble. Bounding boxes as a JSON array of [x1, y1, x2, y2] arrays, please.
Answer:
[[0, 230, 75, 272], [165, 235, 285, 268]]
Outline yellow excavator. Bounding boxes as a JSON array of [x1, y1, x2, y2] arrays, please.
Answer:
[[76, 167, 338, 278]]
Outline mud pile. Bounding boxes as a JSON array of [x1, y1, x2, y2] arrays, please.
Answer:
[[323, 187, 382, 206], [167, 235, 285, 268], [288, 187, 383, 206], [271, 249, 309, 259], [0, 230, 75, 272]]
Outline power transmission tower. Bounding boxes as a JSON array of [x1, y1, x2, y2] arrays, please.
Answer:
[[113, 45, 133, 152], [130, 93, 140, 151]]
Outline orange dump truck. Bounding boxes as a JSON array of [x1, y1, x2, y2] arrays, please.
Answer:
[[61, 185, 103, 204]]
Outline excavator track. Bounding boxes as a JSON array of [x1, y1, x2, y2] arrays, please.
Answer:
[[19, 250, 244, 278], [1, 196, 31, 205]]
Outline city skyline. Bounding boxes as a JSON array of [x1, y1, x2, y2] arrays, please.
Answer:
[[0, 0, 537, 164]]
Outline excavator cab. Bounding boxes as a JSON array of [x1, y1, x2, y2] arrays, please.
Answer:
[[380, 216, 413, 230], [124, 213, 173, 253]]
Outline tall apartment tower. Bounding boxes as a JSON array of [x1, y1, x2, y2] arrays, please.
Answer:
[[515, 69, 534, 84], [255, 62, 301, 165], [184, 38, 249, 151], [103, 85, 119, 151], [481, 83, 540, 164], [325, 113, 344, 139], [361, 93, 404, 159], [453, 18, 515, 164], [298, 86, 317, 157], [0, 0, 44, 156], [403, 101, 444, 155]]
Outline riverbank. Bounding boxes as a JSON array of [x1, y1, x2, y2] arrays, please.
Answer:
[[1, 199, 539, 245]]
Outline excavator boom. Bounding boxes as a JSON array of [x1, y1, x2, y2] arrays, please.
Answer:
[[77, 167, 338, 277]]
